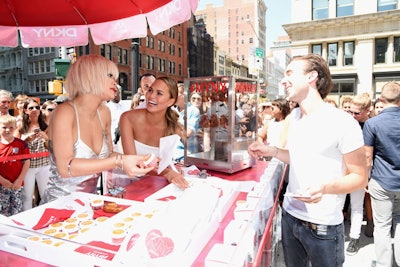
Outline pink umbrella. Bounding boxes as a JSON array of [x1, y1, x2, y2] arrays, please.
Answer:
[[0, 0, 198, 47]]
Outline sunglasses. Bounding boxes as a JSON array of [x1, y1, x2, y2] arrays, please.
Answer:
[[28, 106, 40, 111], [347, 110, 361, 116], [47, 108, 55, 112], [191, 97, 201, 101]]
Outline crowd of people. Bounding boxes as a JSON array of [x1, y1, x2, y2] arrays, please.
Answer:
[[1, 53, 399, 267]]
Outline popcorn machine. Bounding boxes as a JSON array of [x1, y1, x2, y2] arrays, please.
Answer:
[[183, 76, 258, 173]]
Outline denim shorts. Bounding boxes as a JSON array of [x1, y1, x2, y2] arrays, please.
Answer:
[[281, 208, 345, 267]]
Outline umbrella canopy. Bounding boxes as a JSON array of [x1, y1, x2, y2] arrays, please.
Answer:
[[0, 0, 198, 47]]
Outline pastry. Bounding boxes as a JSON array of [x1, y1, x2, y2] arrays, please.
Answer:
[[199, 114, 210, 128], [210, 114, 219, 127], [103, 202, 123, 213]]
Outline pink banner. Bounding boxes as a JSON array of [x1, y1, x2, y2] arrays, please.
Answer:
[[19, 25, 88, 48], [146, 0, 193, 35], [0, 26, 18, 47], [90, 15, 148, 45]]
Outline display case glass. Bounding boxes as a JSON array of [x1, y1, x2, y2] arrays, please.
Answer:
[[183, 76, 258, 173]]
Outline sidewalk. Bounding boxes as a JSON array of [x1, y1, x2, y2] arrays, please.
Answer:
[[274, 219, 383, 267]]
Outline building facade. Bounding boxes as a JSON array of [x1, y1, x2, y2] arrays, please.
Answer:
[[195, 0, 267, 82], [284, 0, 400, 103], [188, 17, 214, 78]]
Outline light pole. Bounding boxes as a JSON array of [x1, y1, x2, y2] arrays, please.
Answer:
[[246, 19, 264, 83], [131, 38, 140, 95]]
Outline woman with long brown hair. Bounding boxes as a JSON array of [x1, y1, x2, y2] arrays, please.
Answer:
[[15, 98, 50, 210], [120, 76, 189, 189]]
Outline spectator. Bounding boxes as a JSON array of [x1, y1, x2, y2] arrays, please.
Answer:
[[340, 95, 353, 111], [41, 100, 57, 126], [130, 92, 143, 110], [136, 73, 156, 109], [371, 97, 384, 117], [345, 92, 373, 254], [0, 115, 30, 216], [257, 98, 290, 146], [258, 101, 273, 127], [40, 55, 153, 204], [15, 98, 50, 210], [120, 76, 189, 190], [180, 91, 201, 154], [0, 89, 13, 116], [13, 94, 29, 127], [248, 54, 368, 267], [363, 81, 400, 267], [324, 97, 338, 108], [238, 103, 256, 138]]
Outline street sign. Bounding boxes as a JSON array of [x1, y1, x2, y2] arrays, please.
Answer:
[[255, 47, 264, 58]]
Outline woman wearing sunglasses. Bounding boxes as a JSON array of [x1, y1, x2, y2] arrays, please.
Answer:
[[41, 100, 57, 127], [15, 98, 50, 210]]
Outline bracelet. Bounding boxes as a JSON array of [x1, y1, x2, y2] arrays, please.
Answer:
[[115, 154, 124, 170], [68, 159, 73, 177]]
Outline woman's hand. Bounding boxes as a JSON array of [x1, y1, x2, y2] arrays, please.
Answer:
[[169, 173, 190, 190], [122, 154, 154, 177]]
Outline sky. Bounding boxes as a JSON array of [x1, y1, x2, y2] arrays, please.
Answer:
[[197, 0, 291, 51]]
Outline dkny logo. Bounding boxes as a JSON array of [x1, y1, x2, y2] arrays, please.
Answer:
[[33, 28, 78, 38]]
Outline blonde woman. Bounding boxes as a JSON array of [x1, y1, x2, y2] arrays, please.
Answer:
[[41, 55, 153, 204]]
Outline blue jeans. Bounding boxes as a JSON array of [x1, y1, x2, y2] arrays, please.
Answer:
[[369, 178, 400, 267], [281, 208, 345, 267]]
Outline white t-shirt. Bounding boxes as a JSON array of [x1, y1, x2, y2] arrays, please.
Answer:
[[283, 104, 364, 225]]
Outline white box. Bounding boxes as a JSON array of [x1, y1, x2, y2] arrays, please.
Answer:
[[205, 243, 246, 267], [223, 219, 247, 246]]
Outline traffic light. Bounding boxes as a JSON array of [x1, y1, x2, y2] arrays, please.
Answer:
[[48, 80, 63, 95]]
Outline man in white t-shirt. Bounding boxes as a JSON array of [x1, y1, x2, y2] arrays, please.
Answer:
[[248, 54, 368, 267]]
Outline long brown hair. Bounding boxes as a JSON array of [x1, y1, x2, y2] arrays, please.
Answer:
[[20, 98, 48, 134], [156, 77, 186, 140]]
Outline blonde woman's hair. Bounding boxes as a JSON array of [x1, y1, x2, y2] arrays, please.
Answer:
[[65, 54, 119, 99]]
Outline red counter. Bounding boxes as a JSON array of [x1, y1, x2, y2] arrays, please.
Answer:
[[0, 161, 286, 266]]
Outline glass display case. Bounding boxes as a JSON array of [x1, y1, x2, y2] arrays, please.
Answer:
[[183, 76, 258, 173]]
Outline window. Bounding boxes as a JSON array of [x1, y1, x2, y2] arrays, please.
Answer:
[[105, 45, 112, 60], [394, 37, 400, 62], [378, 0, 397, 11], [337, 0, 354, 17], [331, 79, 355, 94], [100, 45, 105, 57], [375, 38, 388, 64], [313, 0, 328, 20], [312, 44, 322, 55], [249, 37, 253, 44], [344, 41, 355, 66], [122, 50, 128, 65], [328, 43, 338, 66], [117, 48, 122, 63]]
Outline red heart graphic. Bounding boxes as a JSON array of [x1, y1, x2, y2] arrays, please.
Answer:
[[146, 229, 174, 258]]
